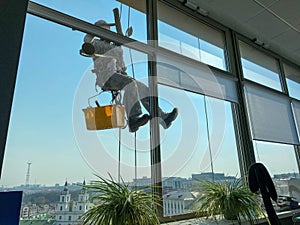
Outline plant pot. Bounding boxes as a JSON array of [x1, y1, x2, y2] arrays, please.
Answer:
[[224, 211, 238, 221]]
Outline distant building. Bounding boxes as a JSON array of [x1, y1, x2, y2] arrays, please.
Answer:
[[54, 181, 90, 225], [163, 177, 187, 189], [274, 179, 289, 196], [288, 178, 300, 201], [192, 172, 226, 181], [132, 176, 151, 187], [163, 191, 200, 216], [21, 206, 30, 218], [274, 172, 300, 180]]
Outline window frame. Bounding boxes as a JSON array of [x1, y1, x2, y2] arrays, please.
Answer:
[[234, 34, 300, 180]]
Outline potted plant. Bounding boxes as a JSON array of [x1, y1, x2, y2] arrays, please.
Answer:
[[81, 174, 160, 225], [192, 178, 266, 225]]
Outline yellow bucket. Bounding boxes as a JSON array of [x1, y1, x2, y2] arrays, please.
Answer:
[[82, 105, 126, 130]]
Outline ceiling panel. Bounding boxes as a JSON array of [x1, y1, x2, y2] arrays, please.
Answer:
[[189, 0, 300, 66], [193, 0, 263, 23], [294, 49, 300, 57], [246, 10, 290, 39], [272, 29, 300, 51], [268, 0, 300, 27]]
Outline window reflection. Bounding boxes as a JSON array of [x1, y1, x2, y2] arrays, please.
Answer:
[[239, 41, 282, 91], [1, 14, 151, 223], [253, 141, 300, 203], [158, 85, 240, 216], [158, 3, 227, 71], [284, 63, 300, 100]]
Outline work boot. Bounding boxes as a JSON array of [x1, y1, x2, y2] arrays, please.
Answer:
[[128, 114, 150, 133], [160, 108, 178, 129]]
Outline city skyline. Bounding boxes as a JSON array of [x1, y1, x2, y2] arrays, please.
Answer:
[[2, 170, 299, 189]]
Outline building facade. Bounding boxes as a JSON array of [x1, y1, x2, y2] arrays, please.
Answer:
[[55, 181, 90, 225], [163, 191, 200, 216]]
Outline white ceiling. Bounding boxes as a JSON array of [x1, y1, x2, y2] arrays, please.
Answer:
[[186, 0, 300, 66]]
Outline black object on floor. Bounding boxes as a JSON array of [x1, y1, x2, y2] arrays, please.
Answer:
[[0, 191, 23, 225], [249, 163, 281, 225]]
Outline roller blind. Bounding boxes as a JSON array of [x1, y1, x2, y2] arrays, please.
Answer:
[[157, 52, 238, 103], [117, 0, 224, 48], [284, 63, 300, 83], [158, 2, 224, 49], [244, 82, 299, 145], [239, 41, 280, 74]]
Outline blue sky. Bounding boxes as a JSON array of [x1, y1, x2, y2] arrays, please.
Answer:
[[1, 0, 298, 187]]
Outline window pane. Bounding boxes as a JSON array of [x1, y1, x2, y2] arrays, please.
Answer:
[[205, 97, 240, 178], [253, 141, 300, 202], [1, 15, 150, 222], [157, 52, 238, 103], [244, 82, 299, 145], [158, 85, 240, 216], [284, 63, 300, 100], [31, 0, 147, 42], [158, 2, 227, 71], [239, 41, 282, 91]]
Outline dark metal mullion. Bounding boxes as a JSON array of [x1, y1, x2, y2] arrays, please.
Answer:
[[231, 104, 248, 180], [294, 145, 300, 173], [278, 58, 290, 95], [146, 0, 163, 218], [224, 25, 249, 178], [224, 27, 237, 75], [229, 31, 256, 179]]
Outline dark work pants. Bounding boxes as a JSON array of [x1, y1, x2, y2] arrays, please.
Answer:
[[101, 73, 163, 118]]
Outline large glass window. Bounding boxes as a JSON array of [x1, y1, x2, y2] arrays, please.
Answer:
[[253, 141, 300, 202], [284, 63, 300, 100], [157, 2, 227, 71], [158, 85, 240, 216], [1, 14, 151, 222], [5, 0, 300, 223], [239, 41, 282, 91]]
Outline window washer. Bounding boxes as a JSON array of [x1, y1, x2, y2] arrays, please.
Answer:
[[81, 20, 178, 132]]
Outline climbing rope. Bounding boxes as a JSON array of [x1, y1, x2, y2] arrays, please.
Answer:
[[117, 3, 123, 183], [118, 127, 122, 183], [116, 3, 138, 184], [126, 5, 139, 184], [119, 3, 123, 20]]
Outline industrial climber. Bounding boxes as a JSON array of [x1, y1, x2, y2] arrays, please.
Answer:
[[81, 20, 178, 132]]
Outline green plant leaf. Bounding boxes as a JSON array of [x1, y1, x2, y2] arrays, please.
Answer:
[[192, 178, 266, 225], [81, 174, 160, 225]]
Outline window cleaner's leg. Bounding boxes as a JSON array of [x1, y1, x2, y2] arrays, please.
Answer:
[[136, 81, 179, 129], [122, 80, 149, 132], [102, 73, 149, 132]]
